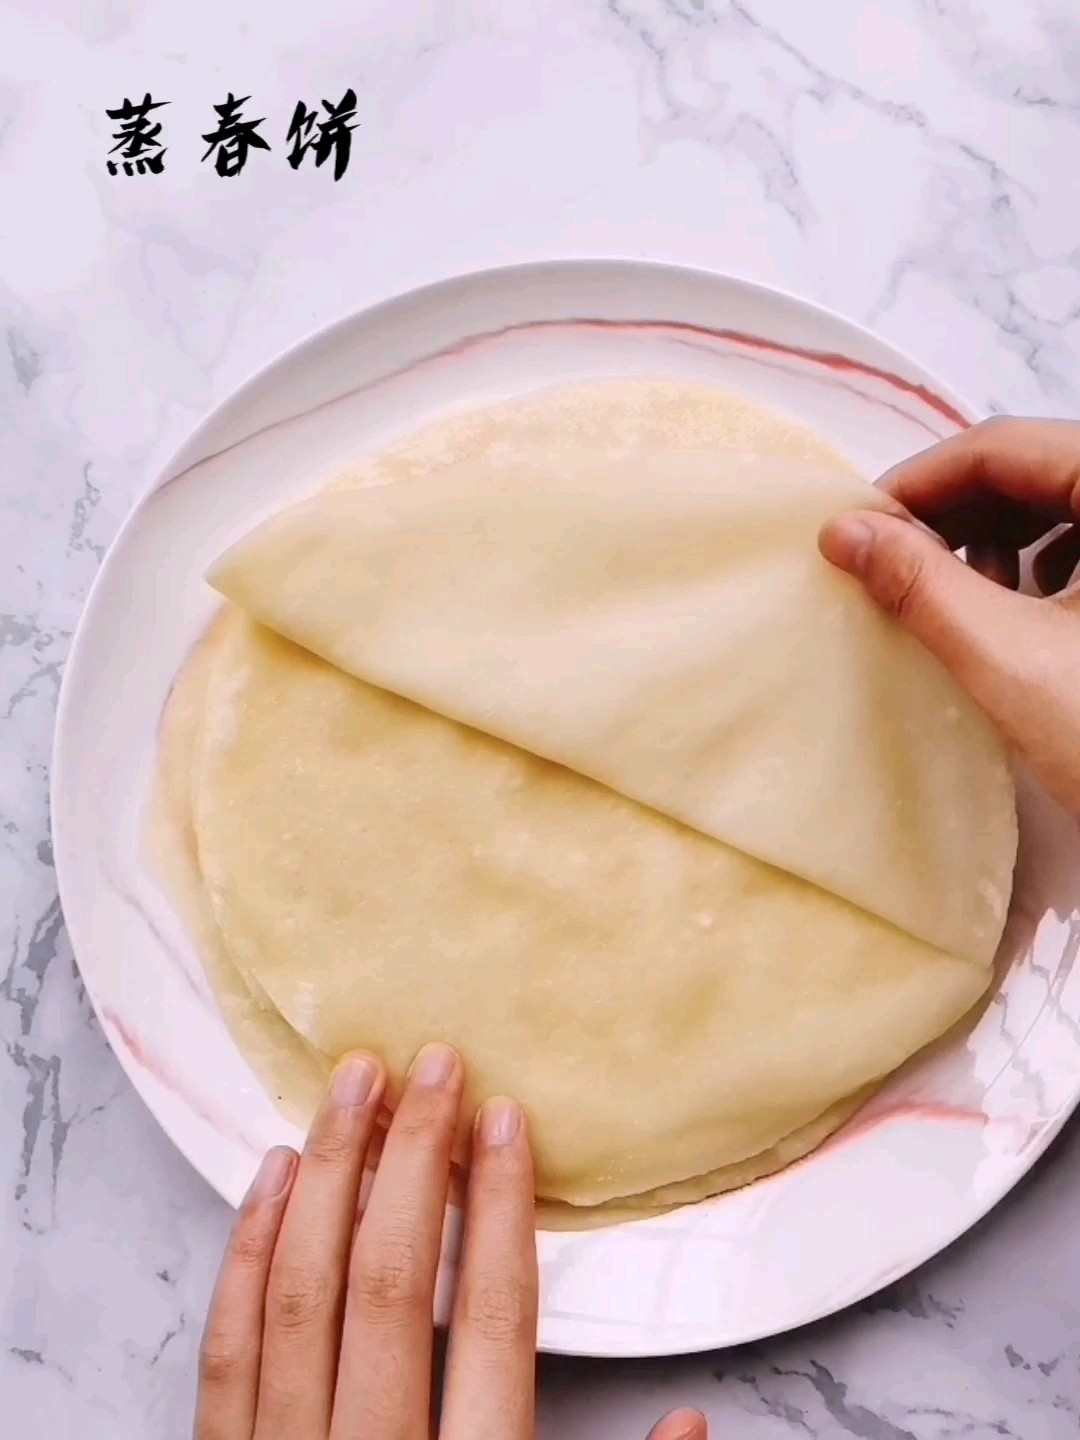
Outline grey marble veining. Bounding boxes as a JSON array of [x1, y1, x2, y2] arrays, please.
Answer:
[[3, 1, 1080, 1435]]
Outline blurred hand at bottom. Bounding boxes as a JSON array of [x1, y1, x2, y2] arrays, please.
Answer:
[[194, 1044, 708, 1440]]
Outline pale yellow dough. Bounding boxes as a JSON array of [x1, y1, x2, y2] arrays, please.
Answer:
[[194, 615, 992, 1205], [149, 615, 332, 1124], [153, 381, 1018, 1218], [212, 450, 1014, 964]]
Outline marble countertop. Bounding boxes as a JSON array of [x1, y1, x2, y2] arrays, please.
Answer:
[[4, 1, 1080, 1435]]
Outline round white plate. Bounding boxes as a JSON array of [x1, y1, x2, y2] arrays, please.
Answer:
[[52, 260, 1080, 1357]]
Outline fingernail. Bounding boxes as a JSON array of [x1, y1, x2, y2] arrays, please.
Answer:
[[410, 1043, 457, 1088], [821, 515, 874, 574], [647, 1408, 707, 1440], [478, 1096, 521, 1146], [331, 1055, 379, 1107], [247, 1147, 295, 1203]]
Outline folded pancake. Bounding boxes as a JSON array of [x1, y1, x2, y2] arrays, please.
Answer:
[[210, 451, 1015, 964]]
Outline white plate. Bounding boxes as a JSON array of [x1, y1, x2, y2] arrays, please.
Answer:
[[52, 260, 1080, 1357]]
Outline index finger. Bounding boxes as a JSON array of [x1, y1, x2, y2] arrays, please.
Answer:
[[440, 1098, 538, 1440], [881, 417, 1080, 531]]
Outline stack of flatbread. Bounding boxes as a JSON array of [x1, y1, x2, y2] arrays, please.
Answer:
[[152, 386, 1016, 1224]]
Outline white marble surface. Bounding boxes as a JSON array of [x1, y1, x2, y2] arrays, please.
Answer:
[[3, 0, 1080, 1435]]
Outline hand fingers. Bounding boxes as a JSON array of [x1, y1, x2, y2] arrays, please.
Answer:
[[440, 1098, 538, 1440], [257, 1054, 385, 1438], [820, 510, 1080, 815], [333, 1044, 464, 1440], [880, 418, 1080, 539], [195, 1148, 297, 1440], [1033, 526, 1080, 596], [646, 1409, 709, 1440], [819, 510, 1050, 706]]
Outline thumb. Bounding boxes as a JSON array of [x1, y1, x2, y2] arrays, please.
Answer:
[[819, 509, 1070, 744]]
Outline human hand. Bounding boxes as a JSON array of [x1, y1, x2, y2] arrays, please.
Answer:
[[819, 418, 1080, 818], [195, 1044, 707, 1440]]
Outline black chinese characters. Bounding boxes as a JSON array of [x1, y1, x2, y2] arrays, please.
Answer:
[[105, 90, 357, 179], [286, 89, 358, 181], [201, 94, 271, 177], [107, 94, 168, 176]]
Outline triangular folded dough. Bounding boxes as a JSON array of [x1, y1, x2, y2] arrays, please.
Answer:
[[210, 450, 1016, 963]]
